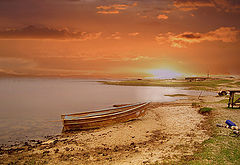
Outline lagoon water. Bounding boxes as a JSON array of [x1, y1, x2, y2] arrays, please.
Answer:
[[0, 78, 216, 144]]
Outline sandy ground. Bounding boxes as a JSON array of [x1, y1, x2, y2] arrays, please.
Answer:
[[0, 96, 215, 165], [1, 78, 239, 165]]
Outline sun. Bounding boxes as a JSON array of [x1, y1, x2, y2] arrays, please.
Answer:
[[147, 68, 183, 79]]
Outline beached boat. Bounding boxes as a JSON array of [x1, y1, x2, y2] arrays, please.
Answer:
[[61, 102, 150, 131]]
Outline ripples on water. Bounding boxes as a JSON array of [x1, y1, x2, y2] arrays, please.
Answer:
[[0, 78, 216, 144]]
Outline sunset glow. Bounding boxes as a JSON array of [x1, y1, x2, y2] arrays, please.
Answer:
[[148, 69, 183, 79], [0, 0, 239, 78]]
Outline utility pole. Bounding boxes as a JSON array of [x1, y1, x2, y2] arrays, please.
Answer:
[[207, 70, 210, 78]]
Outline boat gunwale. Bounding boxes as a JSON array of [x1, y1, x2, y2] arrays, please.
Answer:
[[63, 102, 150, 123], [62, 102, 147, 119], [64, 108, 146, 128], [63, 102, 147, 120]]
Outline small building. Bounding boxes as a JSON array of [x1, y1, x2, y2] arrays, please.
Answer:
[[185, 77, 208, 82]]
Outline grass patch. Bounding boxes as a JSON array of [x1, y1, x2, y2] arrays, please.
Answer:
[[101, 78, 233, 91], [177, 108, 240, 165], [233, 94, 240, 102], [216, 94, 240, 105], [101, 80, 186, 87], [180, 103, 240, 165], [199, 107, 213, 114], [184, 135, 240, 164], [165, 94, 189, 97], [218, 99, 229, 104], [226, 85, 234, 88], [234, 81, 240, 86], [187, 86, 215, 91], [224, 107, 240, 110]]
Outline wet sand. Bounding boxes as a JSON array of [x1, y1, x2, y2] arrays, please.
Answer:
[[0, 95, 215, 165], [0, 78, 213, 144]]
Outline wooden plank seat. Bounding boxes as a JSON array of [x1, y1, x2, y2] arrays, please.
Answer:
[[228, 90, 240, 108], [62, 102, 150, 131]]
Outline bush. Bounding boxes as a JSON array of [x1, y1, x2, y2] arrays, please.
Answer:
[[199, 107, 213, 114]]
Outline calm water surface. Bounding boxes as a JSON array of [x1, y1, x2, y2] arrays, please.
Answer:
[[0, 78, 216, 144]]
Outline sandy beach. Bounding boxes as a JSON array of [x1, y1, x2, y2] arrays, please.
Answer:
[[1, 0, 240, 163], [0, 94, 222, 165]]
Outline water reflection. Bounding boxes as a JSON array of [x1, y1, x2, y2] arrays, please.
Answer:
[[0, 78, 216, 144]]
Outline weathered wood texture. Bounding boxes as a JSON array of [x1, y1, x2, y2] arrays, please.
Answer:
[[228, 90, 240, 108], [62, 102, 150, 131]]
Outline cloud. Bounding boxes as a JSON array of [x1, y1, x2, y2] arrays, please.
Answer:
[[157, 14, 168, 20], [97, 4, 129, 10], [107, 32, 121, 40], [0, 68, 24, 77], [96, 2, 137, 14], [0, 57, 36, 76], [0, 25, 102, 40], [173, 0, 240, 12], [160, 10, 171, 14], [173, 0, 214, 11], [155, 27, 240, 48], [97, 10, 120, 14], [212, 0, 240, 12], [122, 56, 154, 61], [133, 0, 173, 19], [128, 32, 139, 36]]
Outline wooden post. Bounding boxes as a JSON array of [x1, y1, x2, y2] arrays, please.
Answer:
[[228, 90, 240, 108], [228, 91, 232, 108]]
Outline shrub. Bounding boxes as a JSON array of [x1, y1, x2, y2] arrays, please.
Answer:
[[199, 107, 213, 114]]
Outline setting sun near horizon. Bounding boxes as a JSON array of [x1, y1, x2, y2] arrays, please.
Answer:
[[147, 69, 184, 79], [0, 0, 240, 78]]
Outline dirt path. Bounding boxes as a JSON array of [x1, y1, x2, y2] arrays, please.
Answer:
[[0, 100, 210, 165]]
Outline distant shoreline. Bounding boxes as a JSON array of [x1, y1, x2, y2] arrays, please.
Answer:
[[2, 93, 239, 164], [100, 77, 240, 92], [1, 76, 240, 164]]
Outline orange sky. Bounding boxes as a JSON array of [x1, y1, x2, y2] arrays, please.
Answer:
[[0, 0, 240, 78]]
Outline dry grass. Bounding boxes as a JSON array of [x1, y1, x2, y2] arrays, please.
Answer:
[[101, 79, 234, 91]]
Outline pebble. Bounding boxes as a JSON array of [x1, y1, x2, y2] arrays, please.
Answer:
[[130, 142, 136, 148], [65, 147, 70, 151], [53, 140, 59, 145], [143, 160, 150, 164], [54, 149, 59, 153], [113, 146, 119, 152], [43, 150, 50, 155]]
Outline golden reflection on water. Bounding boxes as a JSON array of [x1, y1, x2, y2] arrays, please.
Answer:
[[0, 78, 215, 144]]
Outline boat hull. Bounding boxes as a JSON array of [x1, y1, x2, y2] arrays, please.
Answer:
[[62, 102, 149, 131]]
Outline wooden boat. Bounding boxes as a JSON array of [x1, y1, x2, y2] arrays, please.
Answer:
[[61, 102, 150, 131]]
